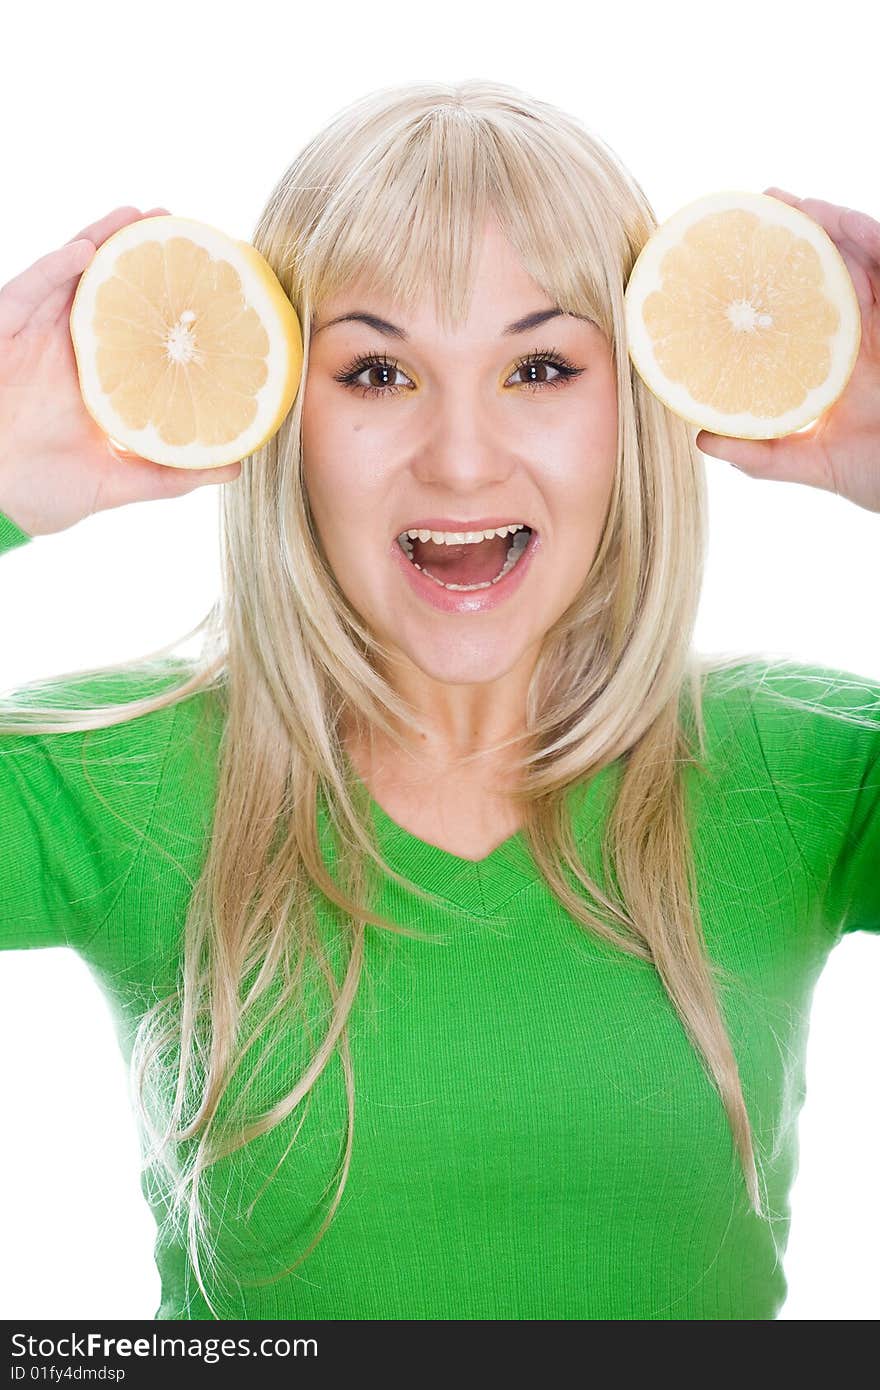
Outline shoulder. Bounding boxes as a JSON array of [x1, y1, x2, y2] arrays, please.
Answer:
[[0, 659, 225, 952], [682, 656, 880, 936], [695, 657, 880, 899], [698, 654, 880, 772], [0, 657, 225, 834]]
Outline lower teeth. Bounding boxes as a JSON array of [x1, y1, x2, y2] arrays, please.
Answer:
[[403, 529, 531, 590]]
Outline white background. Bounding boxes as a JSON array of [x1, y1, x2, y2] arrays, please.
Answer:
[[0, 0, 877, 1322]]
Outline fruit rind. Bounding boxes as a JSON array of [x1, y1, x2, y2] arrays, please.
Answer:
[[69, 216, 303, 469], [623, 191, 862, 440]]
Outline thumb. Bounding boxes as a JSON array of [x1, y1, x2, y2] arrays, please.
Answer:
[[695, 426, 826, 488], [695, 430, 773, 470], [697, 425, 834, 497], [108, 438, 242, 479], [171, 460, 244, 489], [102, 445, 242, 506]]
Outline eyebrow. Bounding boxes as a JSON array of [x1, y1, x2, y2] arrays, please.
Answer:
[[311, 307, 590, 339]]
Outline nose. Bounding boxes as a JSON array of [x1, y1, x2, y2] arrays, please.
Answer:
[[409, 383, 517, 494]]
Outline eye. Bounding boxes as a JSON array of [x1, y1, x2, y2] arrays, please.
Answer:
[[333, 352, 414, 398], [333, 346, 585, 399], [507, 349, 584, 392]]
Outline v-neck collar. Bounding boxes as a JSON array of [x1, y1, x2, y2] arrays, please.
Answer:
[[320, 761, 619, 917], [368, 794, 537, 915]]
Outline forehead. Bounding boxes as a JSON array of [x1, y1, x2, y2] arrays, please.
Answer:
[[313, 216, 546, 329]]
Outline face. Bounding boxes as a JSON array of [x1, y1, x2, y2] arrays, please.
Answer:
[[301, 215, 618, 699]]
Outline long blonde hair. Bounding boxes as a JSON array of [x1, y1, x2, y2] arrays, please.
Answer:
[[0, 78, 830, 1317]]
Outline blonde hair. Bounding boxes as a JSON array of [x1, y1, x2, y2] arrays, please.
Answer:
[[1, 78, 854, 1317]]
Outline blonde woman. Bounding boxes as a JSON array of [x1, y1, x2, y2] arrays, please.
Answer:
[[1, 79, 878, 1322]]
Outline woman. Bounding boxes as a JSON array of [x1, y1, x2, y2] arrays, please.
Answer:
[[0, 78, 878, 1321]]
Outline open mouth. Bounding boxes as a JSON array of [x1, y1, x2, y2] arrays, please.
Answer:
[[395, 523, 534, 592]]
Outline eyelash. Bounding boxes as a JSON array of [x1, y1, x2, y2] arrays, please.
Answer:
[[332, 347, 585, 398]]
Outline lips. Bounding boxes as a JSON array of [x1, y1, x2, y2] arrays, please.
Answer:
[[389, 524, 541, 615]]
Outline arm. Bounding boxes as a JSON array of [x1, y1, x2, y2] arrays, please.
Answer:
[[747, 660, 880, 939], [0, 514, 178, 953]]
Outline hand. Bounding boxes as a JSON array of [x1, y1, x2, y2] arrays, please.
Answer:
[[695, 189, 880, 515], [0, 207, 243, 537]]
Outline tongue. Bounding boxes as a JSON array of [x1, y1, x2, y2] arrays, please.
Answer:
[[412, 534, 509, 585]]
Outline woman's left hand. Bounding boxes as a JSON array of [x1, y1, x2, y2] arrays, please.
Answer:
[[695, 189, 880, 515]]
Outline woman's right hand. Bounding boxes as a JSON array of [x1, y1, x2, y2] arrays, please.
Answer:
[[0, 206, 243, 538]]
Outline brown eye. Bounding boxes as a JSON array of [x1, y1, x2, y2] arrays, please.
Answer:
[[507, 350, 584, 392], [510, 359, 562, 387], [334, 352, 414, 398]]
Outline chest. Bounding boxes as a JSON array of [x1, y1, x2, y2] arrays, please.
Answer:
[[368, 781, 523, 861], [347, 739, 524, 862], [211, 901, 792, 1317]]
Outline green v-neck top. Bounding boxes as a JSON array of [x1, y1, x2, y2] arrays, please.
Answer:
[[1, 506, 879, 1321]]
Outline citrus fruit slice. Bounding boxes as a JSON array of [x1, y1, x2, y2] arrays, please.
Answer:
[[624, 190, 861, 439], [69, 215, 303, 469]]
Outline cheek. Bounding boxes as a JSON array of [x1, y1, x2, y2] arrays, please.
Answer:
[[548, 408, 617, 572], [300, 384, 331, 478], [542, 409, 618, 516], [571, 384, 618, 509], [300, 395, 388, 583], [300, 386, 354, 526]]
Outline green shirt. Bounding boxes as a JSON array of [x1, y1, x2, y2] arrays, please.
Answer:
[[1, 506, 878, 1320]]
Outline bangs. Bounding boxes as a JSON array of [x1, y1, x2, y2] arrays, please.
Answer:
[[296, 102, 615, 340]]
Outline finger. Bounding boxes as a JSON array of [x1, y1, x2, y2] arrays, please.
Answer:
[[767, 189, 877, 267], [840, 205, 880, 253], [696, 427, 836, 493], [30, 209, 174, 336], [763, 188, 853, 249], [797, 200, 879, 306], [832, 237, 876, 314], [1, 206, 153, 338], [763, 189, 876, 316], [839, 207, 880, 302], [100, 448, 242, 508], [64, 205, 143, 249], [0, 238, 97, 338], [162, 460, 244, 487]]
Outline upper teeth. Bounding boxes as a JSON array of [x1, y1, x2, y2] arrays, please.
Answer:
[[399, 523, 528, 545]]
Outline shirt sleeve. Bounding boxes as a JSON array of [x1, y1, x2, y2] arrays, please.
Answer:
[[0, 507, 33, 553], [0, 511, 180, 952], [745, 659, 880, 938]]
